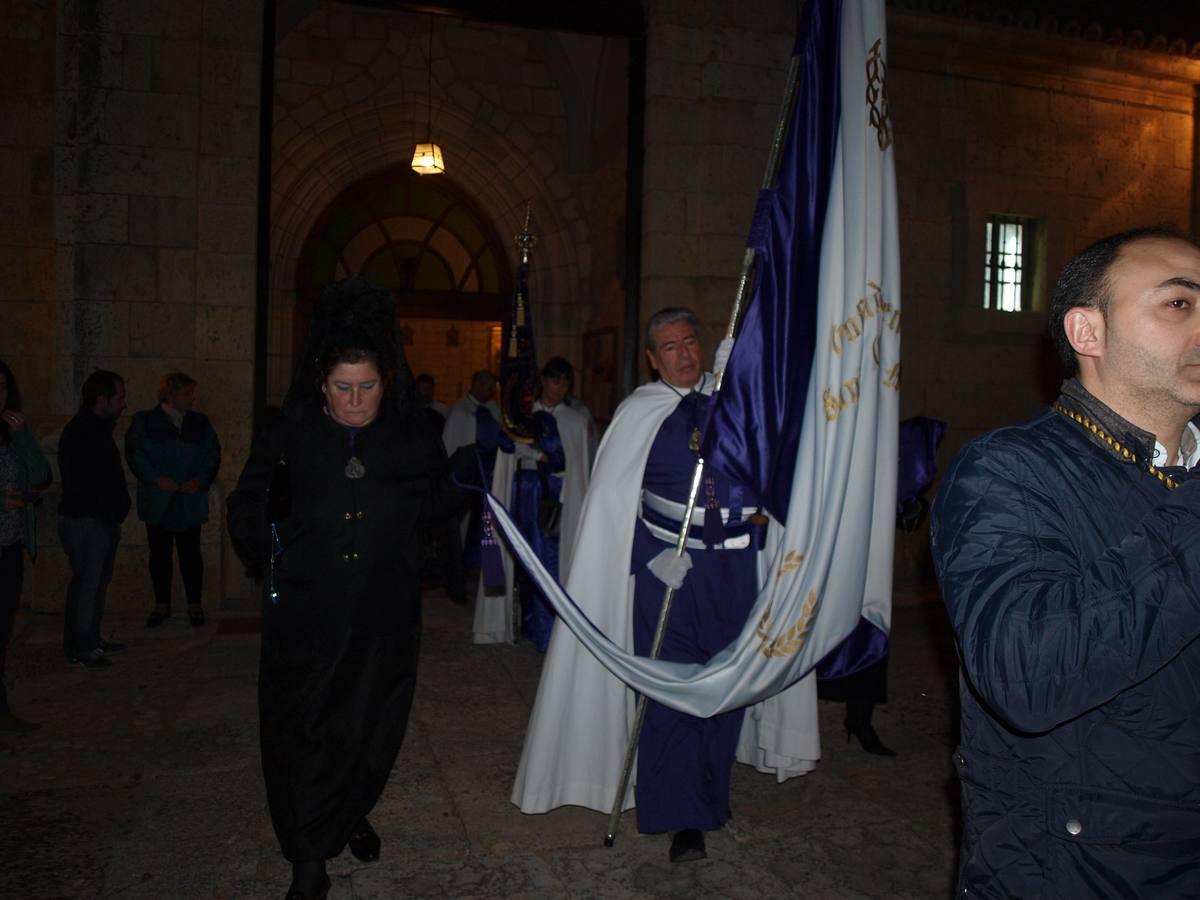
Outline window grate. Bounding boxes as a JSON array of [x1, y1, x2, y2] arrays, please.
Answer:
[[984, 215, 1036, 312]]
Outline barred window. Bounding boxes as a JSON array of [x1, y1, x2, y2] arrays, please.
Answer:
[[983, 215, 1038, 312]]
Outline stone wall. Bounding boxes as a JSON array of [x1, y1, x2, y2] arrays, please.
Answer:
[[638, 1, 1199, 459], [640, 1, 798, 372], [33, 0, 265, 614], [888, 10, 1200, 462], [267, 3, 625, 407], [0, 0, 56, 420]]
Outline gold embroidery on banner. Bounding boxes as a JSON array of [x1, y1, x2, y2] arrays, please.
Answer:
[[882, 361, 901, 391], [865, 38, 892, 151], [776, 550, 805, 580], [756, 591, 819, 658], [832, 282, 897, 357], [822, 378, 860, 423]]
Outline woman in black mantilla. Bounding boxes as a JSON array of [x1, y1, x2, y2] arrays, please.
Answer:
[[227, 279, 473, 900]]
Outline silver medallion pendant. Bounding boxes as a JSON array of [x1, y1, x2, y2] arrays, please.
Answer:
[[344, 455, 366, 479]]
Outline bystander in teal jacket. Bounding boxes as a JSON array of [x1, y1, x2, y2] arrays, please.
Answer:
[[125, 407, 220, 531], [10, 429, 51, 558]]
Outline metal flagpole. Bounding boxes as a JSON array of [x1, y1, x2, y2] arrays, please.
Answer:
[[499, 204, 539, 646], [603, 51, 803, 848]]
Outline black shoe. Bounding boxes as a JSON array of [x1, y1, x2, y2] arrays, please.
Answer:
[[347, 818, 381, 862], [845, 720, 896, 756], [669, 828, 706, 863], [67, 650, 112, 669], [146, 607, 168, 627], [284, 874, 329, 900], [99, 640, 125, 653], [188, 605, 205, 627]]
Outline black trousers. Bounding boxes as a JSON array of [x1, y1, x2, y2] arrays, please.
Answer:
[[0, 542, 23, 714], [146, 523, 203, 608]]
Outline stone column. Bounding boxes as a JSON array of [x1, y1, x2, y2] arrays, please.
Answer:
[[48, 0, 264, 613]]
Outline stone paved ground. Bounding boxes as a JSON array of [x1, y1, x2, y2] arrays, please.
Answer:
[[0, 586, 960, 899]]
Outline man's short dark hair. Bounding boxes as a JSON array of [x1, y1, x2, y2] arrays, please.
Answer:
[[82, 370, 124, 408], [1049, 225, 1196, 375], [645, 307, 700, 352], [470, 370, 496, 390], [540, 357, 575, 398]]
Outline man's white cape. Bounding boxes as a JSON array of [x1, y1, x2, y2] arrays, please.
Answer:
[[474, 401, 593, 644], [443, 395, 501, 455], [511, 377, 819, 815]]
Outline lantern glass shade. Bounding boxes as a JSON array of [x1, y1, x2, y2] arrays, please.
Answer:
[[411, 142, 445, 175]]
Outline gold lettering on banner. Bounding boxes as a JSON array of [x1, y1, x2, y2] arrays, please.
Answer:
[[776, 550, 805, 580], [756, 591, 819, 658], [882, 362, 901, 391], [825, 280, 901, 422], [865, 38, 893, 151], [831, 282, 895, 356], [822, 378, 860, 423]]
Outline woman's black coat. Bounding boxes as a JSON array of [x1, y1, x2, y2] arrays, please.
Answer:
[[228, 403, 471, 861]]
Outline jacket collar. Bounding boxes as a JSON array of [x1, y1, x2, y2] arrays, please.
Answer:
[[1060, 376, 1200, 472], [1056, 378, 1156, 463]]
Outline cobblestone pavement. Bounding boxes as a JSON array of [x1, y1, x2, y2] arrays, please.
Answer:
[[0, 587, 960, 899]]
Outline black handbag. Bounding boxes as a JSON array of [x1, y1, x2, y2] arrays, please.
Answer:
[[537, 468, 562, 537]]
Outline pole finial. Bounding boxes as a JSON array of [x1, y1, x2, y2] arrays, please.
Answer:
[[515, 202, 537, 264]]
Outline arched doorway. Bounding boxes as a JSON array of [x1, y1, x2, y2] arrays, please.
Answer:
[[293, 167, 514, 405]]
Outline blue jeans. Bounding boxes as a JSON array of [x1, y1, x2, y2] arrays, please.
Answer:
[[60, 516, 120, 658]]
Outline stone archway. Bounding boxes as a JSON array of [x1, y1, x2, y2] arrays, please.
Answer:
[[289, 166, 516, 403], [267, 7, 599, 408]]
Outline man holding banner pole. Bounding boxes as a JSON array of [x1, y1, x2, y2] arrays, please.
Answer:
[[513, 307, 816, 863], [626, 308, 759, 860], [509, 0, 899, 864]]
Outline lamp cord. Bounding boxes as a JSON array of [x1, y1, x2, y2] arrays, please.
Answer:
[[426, 15, 433, 140]]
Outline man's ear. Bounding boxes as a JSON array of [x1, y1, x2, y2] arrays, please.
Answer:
[[1063, 306, 1105, 362], [644, 348, 658, 373]]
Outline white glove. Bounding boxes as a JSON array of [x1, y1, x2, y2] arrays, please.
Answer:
[[514, 443, 543, 463], [647, 548, 693, 589], [714, 337, 734, 374]]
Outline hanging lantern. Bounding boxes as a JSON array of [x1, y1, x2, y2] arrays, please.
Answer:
[[411, 15, 445, 176], [411, 142, 445, 175]]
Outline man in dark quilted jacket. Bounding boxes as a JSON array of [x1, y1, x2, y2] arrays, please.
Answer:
[[932, 226, 1200, 898]]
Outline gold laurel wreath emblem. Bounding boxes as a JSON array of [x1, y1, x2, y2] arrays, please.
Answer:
[[776, 550, 805, 580], [865, 38, 893, 151], [755, 591, 819, 658]]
